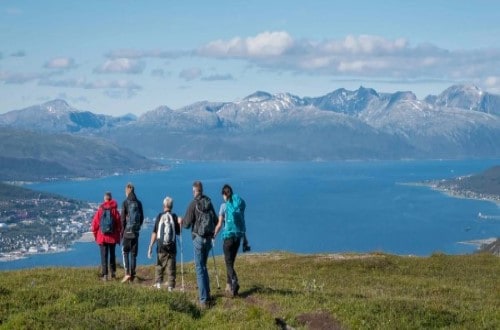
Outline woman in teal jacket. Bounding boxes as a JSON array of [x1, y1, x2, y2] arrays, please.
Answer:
[[214, 184, 247, 297]]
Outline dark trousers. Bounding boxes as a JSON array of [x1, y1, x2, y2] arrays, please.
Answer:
[[223, 237, 241, 287], [99, 243, 116, 277], [122, 237, 139, 277], [155, 249, 176, 287]]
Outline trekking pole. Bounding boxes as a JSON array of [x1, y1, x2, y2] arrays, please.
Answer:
[[211, 239, 221, 290], [179, 233, 185, 292]]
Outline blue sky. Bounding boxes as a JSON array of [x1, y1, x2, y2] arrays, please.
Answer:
[[1, 0, 500, 116]]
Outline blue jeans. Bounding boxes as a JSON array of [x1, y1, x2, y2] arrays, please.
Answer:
[[193, 235, 212, 303]]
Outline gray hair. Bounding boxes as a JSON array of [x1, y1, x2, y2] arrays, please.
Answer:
[[163, 196, 173, 211]]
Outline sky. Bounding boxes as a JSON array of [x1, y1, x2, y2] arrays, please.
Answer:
[[1, 0, 500, 116]]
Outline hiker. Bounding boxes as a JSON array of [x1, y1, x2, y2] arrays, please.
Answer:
[[179, 181, 217, 309], [214, 184, 247, 297], [121, 182, 144, 283], [147, 196, 181, 291], [91, 191, 122, 281]]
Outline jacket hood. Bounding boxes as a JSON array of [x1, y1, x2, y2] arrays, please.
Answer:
[[230, 194, 243, 208], [127, 191, 138, 201], [102, 199, 118, 209]]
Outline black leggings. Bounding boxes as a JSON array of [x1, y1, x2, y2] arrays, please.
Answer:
[[223, 237, 241, 285], [99, 243, 116, 276]]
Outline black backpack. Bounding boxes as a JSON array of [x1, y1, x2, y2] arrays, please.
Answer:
[[194, 196, 216, 238], [124, 200, 141, 238], [100, 207, 113, 235]]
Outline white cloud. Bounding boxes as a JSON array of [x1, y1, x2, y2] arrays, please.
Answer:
[[106, 49, 187, 59], [44, 57, 76, 69], [195, 31, 500, 86], [40, 77, 142, 100], [94, 58, 145, 74], [0, 71, 54, 84], [321, 35, 408, 54], [39, 78, 142, 91], [337, 59, 390, 73], [485, 76, 499, 86], [87, 79, 142, 90], [484, 76, 500, 94], [198, 31, 294, 58]]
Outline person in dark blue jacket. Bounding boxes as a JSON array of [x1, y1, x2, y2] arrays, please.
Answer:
[[120, 182, 144, 283]]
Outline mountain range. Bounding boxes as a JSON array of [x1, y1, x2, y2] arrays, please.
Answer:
[[0, 127, 161, 181], [1, 84, 500, 164]]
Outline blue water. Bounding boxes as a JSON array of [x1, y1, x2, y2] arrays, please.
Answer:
[[1, 159, 499, 271]]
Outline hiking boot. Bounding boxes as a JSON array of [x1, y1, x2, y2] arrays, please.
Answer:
[[167, 286, 174, 292], [225, 283, 235, 297], [101, 275, 108, 282], [232, 283, 240, 297], [153, 282, 161, 289], [199, 301, 209, 310], [121, 275, 131, 283]]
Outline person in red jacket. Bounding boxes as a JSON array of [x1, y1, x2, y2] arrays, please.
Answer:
[[91, 191, 122, 281]]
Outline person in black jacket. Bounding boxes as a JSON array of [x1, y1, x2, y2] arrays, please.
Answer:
[[180, 180, 217, 309], [121, 182, 144, 283]]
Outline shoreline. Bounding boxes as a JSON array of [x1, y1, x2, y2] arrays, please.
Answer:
[[458, 237, 497, 247], [75, 231, 95, 243], [0, 232, 96, 263], [402, 181, 500, 206], [0, 246, 72, 263]]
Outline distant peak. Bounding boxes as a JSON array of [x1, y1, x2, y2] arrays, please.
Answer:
[[391, 91, 417, 101], [40, 99, 74, 114], [441, 84, 482, 96], [42, 99, 70, 108], [244, 91, 273, 102], [356, 86, 379, 97]]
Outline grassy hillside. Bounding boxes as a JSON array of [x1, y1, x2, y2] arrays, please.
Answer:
[[1, 252, 498, 329]]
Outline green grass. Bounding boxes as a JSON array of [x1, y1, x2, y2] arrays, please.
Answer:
[[1, 252, 499, 329]]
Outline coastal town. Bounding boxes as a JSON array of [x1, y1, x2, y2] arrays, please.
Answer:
[[0, 193, 96, 261], [426, 176, 500, 205]]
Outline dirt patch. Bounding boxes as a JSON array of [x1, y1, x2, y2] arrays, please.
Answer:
[[296, 311, 344, 330]]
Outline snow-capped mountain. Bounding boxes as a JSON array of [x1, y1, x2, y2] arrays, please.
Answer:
[[426, 85, 500, 115], [0, 99, 134, 132], [2, 84, 500, 160], [303, 86, 381, 115]]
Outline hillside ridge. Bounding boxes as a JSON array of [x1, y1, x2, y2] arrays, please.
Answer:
[[1, 252, 498, 329]]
